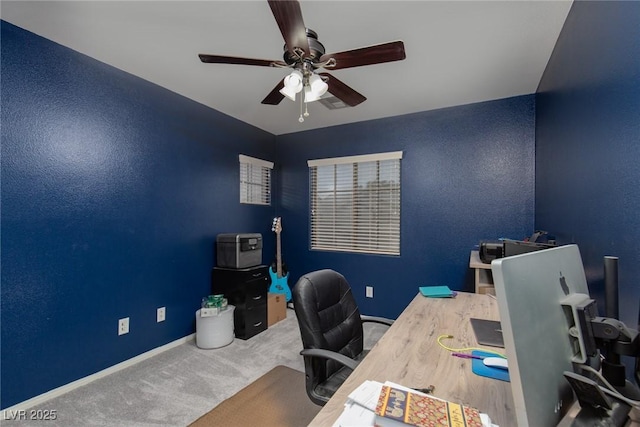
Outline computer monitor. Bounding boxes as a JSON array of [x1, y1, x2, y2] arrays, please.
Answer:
[[491, 244, 591, 426]]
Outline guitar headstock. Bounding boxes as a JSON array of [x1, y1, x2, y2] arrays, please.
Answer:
[[272, 217, 282, 234]]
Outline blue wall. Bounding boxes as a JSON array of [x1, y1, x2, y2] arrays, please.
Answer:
[[276, 96, 536, 319], [535, 1, 640, 334], [1, 21, 276, 408]]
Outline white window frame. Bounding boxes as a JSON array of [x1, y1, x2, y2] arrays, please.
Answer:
[[308, 151, 402, 255], [239, 154, 274, 205]]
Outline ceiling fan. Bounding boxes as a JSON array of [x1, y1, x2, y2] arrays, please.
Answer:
[[198, 0, 406, 119]]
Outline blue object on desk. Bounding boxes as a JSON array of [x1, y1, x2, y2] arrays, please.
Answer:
[[471, 350, 510, 382], [419, 286, 454, 298]]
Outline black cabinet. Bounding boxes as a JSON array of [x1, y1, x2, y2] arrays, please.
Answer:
[[211, 265, 268, 340]]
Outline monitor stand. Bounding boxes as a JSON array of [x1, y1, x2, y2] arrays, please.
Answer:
[[570, 401, 630, 427], [564, 371, 631, 427]]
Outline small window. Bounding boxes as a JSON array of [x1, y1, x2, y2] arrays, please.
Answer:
[[308, 151, 402, 255], [239, 155, 273, 205]]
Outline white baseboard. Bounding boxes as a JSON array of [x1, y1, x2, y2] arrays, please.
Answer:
[[2, 334, 195, 414]]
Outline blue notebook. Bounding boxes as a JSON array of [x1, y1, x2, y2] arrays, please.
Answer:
[[419, 286, 454, 298]]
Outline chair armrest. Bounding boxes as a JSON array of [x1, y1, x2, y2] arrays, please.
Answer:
[[300, 348, 359, 371], [361, 315, 394, 326]]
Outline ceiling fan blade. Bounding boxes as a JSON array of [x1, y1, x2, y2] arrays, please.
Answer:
[[268, 0, 310, 57], [320, 41, 406, 70], [199, 54, 286, 67], [262, 79, 286, 105], [319, 73, 366, 107]]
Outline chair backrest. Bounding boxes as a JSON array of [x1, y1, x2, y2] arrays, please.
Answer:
[[293, 269, 364, 394]]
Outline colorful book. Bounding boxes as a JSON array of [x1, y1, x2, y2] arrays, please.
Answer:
[[374, 385, 483, 427], [419, 286, 454, 298]]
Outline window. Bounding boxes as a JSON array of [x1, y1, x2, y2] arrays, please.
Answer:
[[308, 151, 402, 255], [239, 155, 273, 205]]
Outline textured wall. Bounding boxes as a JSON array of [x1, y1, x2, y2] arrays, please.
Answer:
[[1, 21, 276, 408], [536, 1, 640, 335], [275, 96, 536, 319]]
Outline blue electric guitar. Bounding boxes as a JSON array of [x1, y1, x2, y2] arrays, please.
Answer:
[[269, 217, 292, 302]]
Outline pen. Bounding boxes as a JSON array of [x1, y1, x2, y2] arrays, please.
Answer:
[[451, 352, 484, 360], [412, 385, 435, 394]]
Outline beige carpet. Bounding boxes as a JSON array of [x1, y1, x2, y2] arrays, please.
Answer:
[[189, 365, 321, 427]]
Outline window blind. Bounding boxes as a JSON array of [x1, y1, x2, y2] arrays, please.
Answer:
[[239, 155, 274, 205], [308, 151, 402, 255]]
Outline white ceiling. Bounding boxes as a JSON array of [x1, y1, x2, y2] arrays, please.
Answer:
[[1, 1, 573, 135]]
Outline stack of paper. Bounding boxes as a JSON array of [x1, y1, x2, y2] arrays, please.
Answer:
[[331, 380, 380, 427], [331, 380, 496, 427]]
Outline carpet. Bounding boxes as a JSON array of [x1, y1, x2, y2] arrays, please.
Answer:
[[189, 365, 321, 427]]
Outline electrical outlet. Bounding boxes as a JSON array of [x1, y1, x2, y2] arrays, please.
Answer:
[[157, 307, 166, 323], [118, 317, 129, 335], [366, 286, 374, 298]]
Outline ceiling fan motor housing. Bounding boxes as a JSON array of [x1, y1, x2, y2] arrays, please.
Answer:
[[283, 28, 325, 65]]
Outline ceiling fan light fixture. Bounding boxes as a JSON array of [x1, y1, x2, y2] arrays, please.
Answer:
[[303, 85, 320, 103], [279, 69, 303, 101], [284, 69, 303, 90], [304, 74, 328, 103], [280, 85, 298, 101]]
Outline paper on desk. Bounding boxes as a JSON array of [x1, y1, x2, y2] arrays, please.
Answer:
[[332, 400, 376, 427], [331, 380, 382, 427], [348, 380, 384, 410]]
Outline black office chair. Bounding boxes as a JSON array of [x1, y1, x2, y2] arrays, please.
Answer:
[[292, 269, 393, 406]]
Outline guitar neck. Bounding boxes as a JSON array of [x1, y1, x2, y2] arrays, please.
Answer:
[[276, 232, 283, 278]]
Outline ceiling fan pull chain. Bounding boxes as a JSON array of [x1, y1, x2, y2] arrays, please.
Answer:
[[298, 95, 304, 123]]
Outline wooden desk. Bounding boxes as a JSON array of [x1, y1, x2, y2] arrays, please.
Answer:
[[308, 292, 515, 426]]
